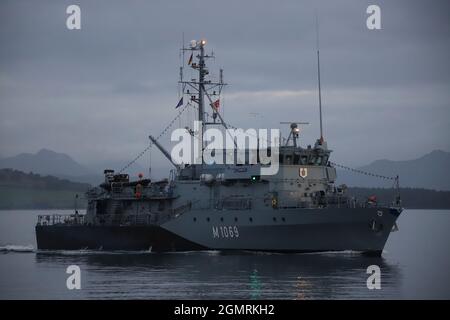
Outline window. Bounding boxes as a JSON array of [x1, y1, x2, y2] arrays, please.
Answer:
[[315, 156, 322, 165], [286, 156, 292, 164], [301, 155, 308, 165]]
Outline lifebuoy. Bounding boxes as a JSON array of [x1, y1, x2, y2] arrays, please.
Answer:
[[271, 198, 277, 207], [135, 183, 142, 199]]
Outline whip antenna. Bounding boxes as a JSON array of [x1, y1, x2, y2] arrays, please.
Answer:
[[316, 13, 324, 142]]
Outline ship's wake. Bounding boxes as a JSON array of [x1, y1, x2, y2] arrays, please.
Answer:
[[36, 249, 154, 256], [0, 244, 35, 253], [0, 245, 383, 257]]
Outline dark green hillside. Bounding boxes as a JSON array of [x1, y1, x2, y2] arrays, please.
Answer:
[[0, 169, 90, 209]]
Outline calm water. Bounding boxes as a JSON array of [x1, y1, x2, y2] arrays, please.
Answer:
[[0, 209, 449, 299]]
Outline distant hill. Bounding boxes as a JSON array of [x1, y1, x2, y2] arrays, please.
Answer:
[[1, 148, 449, 190], [0, 168, 91, 191], [0, 149, 148, 186], [0, 169, 90, 209], [337, 150, 450, 190], [347, 187, 450, 210], [0, 149, 91, 177]]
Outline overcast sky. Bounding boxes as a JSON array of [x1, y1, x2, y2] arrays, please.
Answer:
[[1, 0, 449, 177]]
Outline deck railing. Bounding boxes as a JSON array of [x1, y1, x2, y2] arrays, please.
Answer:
[[37, 214, 85, 226], [36, 213, 157, 227]]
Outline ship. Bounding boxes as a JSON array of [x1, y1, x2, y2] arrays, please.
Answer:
[[36, 39, 402, 256]]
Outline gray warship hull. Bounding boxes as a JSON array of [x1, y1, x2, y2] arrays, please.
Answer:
[[36, 206, 400, 255]]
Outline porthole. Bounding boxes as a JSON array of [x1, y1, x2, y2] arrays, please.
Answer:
[[273, 217, 277, 222], [249, 217, 253, 222], [282, 217, 286, 222], [193, 217, 197, 222], [206, 217, 210, 222], [220, 217, 224, 222], [234, 217, 238, 222]]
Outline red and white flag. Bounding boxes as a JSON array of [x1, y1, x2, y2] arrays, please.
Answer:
[[212, 99, 220, 110]]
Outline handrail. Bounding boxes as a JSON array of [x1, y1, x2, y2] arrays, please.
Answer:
[[37, 214, 85, 226], [36, 213, 157, 227]]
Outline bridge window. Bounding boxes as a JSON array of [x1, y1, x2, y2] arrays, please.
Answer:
[[300, 156, 308, 165], [285, 155, 292, 164], [315, 156, 322, 165]]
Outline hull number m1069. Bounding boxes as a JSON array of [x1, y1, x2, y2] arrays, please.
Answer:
[[212, 226, 239, 239]]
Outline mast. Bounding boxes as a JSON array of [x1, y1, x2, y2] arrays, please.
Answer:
[[179, 39, 228, 161], [198, 42, 205, 143]]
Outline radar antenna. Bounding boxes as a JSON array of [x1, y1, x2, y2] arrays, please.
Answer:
[[280, 122, 309, 147]]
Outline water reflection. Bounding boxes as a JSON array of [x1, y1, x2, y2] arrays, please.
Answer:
[[249, 269, 262, 299], [35, 251, 401, 299]]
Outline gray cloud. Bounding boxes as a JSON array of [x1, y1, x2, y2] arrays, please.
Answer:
[[0, 0, 449, 177]]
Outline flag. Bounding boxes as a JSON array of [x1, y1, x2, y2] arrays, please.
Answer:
[[188, 53, 193, 65], [212, 99, 220, 110], [175, 97, 183, 108]]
